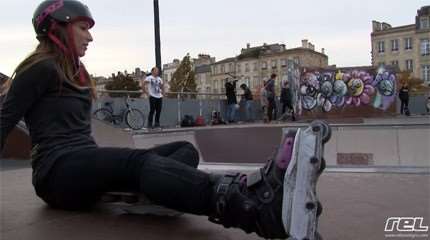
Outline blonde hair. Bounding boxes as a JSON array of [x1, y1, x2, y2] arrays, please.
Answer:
[[11, 24, 96, 98]]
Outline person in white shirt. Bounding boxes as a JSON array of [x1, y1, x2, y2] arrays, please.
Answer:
[[142, 67, 164, 128]]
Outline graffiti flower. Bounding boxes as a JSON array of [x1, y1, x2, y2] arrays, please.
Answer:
[[329, 71, 348, 107], [300, 72, 320, 110], [344, 70, 375, 107], [372, 67, 396, 110]]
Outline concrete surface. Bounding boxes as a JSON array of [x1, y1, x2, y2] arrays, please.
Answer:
[[1, 166, 429, 240]]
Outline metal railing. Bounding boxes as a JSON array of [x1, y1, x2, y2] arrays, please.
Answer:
[[95, 89, 256, 127]]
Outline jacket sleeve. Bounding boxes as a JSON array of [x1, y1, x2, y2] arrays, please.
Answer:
[[0, 61, 56, 150]]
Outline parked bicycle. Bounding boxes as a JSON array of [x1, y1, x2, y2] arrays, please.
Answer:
[[93, 96, 145, 130]]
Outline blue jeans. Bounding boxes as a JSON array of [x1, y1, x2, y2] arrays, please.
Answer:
[[226, 104, 237, 122], [245, 100, 253, 122]]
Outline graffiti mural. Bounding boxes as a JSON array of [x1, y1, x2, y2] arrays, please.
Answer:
[[298, 67, 396, 113]]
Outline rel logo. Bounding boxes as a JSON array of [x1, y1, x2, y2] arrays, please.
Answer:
[[385, 217, 429, 232]]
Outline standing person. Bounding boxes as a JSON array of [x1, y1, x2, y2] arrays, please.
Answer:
[[280, 79, 296, 121], [142, 67, 164, 128], [398, 83, 409, 116], [225, 79, 238, 123], [260, 82, 269, 123], [240, 83, 253, 122], [265, 74, 277, 122], [427, 96, 430, 115], [0, 1, 324, 239]]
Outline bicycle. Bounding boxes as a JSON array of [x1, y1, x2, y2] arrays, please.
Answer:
[[93, 96, 145, 130]]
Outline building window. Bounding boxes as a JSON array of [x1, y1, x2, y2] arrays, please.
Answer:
[[391, 39, 399, 51], [237, 63, 242, 73], [245, 77, 251, 87], [228, 63, 233, 73], [253, 62, 258, 71], [420, 16, 429, 29], [391, 60, 398, 66], [262, 61, 267, 69], [421, 39, 430, 56], [377, 41, 385, 53], [271, 60, 277, 69], [253, 76, 259, 87], [406, 59, 413, 72], [221, 64, 225, 73], [378, 62, 385, 67], [405, 38, 413, 50], [422, 65, 430, 83], [281, 59, 287, 67], [245, 63, 250, 72], [293, 57, 300, 65]]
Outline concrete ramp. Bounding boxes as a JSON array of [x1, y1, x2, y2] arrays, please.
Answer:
[[134, 123, 430, 168], [2, 121, 31, 159], [2, 119, 135, 160], [91, 119, 135, 148]]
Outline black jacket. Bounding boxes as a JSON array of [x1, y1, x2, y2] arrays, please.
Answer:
[[0, 59, 97, 189], [398, 86, 409, 101], [225, 81, 237, 104]]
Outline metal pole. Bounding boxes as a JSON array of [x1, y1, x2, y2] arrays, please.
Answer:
[[177, 92, 181, 127], [154, 0, 162, 74]]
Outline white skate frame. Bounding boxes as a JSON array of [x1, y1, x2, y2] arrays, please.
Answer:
[[282, 125, 324, 240]]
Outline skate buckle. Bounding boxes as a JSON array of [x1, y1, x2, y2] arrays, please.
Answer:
[[246, 170, 262, 188]]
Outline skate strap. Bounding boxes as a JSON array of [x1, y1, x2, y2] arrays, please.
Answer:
[[214, 174, 238, 216], [247, 168, 277, 204], [246, 170, 262, 187]]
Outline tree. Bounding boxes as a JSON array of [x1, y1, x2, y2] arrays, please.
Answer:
[[397, 71, 430, 95], [104, 72, 141, 98], [169, 54, 197, 98]]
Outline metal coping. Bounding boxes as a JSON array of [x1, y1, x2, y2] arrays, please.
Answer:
[[198, 163, 430, 174], [131, 121, 430, 136]]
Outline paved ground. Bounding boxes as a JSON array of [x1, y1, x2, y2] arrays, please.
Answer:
[[1, 116, 429, 239], [1, 165, 429, 240]]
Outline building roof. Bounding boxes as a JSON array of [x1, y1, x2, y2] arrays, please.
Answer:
[[195, 64, 211, 74], [282, 47, 327, 58], [371, 24, 415, 36], [213, 57, 236, 65]]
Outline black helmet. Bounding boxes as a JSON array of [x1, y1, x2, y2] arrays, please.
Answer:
[[32, 0, 95, 37]]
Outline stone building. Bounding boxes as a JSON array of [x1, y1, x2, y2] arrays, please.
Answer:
[[209, 41, 328, 95], [371, 6, 430, 85]]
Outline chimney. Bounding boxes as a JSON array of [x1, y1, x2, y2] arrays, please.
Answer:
[[321, 48, 325, 54], [381, 22, 391, 30], [372, 20, 381, 32], [308, 42, 315, 51], [302, 39, 308, 48], [247, 43, 251, 49]]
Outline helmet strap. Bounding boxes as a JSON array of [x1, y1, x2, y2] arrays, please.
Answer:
[[47, 21, 69, 54]]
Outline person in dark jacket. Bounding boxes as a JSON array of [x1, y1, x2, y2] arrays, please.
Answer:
[[225, 79, 238, 123], [0, 1, 309, 239], [240, 83, 253, 122], [398, 83, 410, 115], [280, 80, 296, 121], [265, 74, 277, 122]]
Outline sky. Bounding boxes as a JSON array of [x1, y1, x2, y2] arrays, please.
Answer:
[[0, 0, 427, 77]]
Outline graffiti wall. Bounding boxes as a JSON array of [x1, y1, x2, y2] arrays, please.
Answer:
[[298, 67, 397, 114]]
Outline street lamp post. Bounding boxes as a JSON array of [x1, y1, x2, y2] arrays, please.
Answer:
[[154, 0, 162, 74]]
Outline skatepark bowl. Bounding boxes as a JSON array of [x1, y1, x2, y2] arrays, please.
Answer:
[[1, 117, 429, 240]]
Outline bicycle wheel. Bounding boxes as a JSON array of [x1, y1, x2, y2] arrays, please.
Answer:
[[125, 109, 145, 130], [93, 108, 113, 124]]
